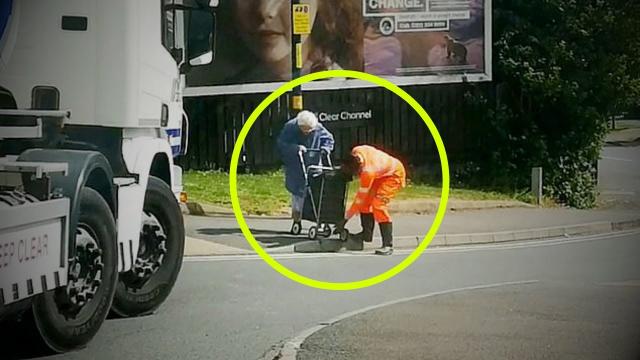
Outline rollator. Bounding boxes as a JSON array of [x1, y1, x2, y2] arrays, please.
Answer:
[[289, 148, 349, 241]]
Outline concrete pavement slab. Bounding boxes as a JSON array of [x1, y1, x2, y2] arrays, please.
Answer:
[[605, 127, 640, 145], [183, 208, 640, 256], [430, 235, 446, 246], [181, 199, 534, 218]]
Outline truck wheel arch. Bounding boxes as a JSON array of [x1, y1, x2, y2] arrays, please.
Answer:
[[84, 166, 116, 215], [149, 152, 170, 188], [116, 138, 176, 272], [17, 149, 116, 254]]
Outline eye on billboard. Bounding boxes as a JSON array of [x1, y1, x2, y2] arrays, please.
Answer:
[[185, 0, 491, 96]]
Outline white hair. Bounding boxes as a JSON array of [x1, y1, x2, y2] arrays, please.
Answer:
[[296, 110, 318, 129]]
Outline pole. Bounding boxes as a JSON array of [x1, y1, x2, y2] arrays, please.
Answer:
[[531, 167, 543, 206], [611, 115, 616, 130], [290, 0, 304, 116]]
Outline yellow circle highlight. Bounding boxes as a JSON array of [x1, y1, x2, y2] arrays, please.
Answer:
[[229, 70, 450, 291]]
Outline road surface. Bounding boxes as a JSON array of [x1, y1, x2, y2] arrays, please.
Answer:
[[599, 145, 640, 208], [6, 230, 638, 359]]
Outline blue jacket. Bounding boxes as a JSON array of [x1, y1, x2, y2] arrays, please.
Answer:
[[0, 1, 11, 40], [276, 118, 335, 197]]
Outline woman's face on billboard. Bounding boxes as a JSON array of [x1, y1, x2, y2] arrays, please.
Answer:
[[234, 0, 318, 65]]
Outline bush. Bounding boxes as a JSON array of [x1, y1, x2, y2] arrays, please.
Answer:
[[545, 153, 598, 209], [459, 0, 640, 208]]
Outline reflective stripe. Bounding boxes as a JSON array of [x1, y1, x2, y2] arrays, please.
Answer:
[[358, 187, 370, 194]]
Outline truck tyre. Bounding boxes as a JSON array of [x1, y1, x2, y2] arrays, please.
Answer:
[[111, 176, 184, 317], [31, 187, 118, 352]]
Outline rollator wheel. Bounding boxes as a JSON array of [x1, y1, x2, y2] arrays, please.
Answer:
[[308, 226, 318, 240], [290, 222, 302, 235], [339, 229, 349, 242], [321, 224, 332, 238]]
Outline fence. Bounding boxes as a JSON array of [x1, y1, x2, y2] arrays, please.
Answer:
[[178, 83, 481, 173]]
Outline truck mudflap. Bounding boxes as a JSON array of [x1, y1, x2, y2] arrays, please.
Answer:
[[0, 198, 69, 307]]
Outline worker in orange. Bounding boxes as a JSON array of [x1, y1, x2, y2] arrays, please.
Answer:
[[337, 145, 406, 255]]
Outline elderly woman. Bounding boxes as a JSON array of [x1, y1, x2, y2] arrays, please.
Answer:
[[276, 110, 335, 233]]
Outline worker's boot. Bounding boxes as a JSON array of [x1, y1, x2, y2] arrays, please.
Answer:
[[375, 222, 393, 255], [351, 213, 374, 243], [344, 213, 372, 251]]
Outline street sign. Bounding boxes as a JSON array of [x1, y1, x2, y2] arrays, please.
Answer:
[[292, 95, 303, 110], [292, 4, 311, 35]]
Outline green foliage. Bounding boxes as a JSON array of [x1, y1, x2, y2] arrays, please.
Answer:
[[544, 151, 598, 209], [461, 0, 640, 208]]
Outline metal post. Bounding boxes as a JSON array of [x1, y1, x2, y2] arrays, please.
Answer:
[[611, 115, 616, 130], [290, 0, 305, 116], [531, 167, 543, 206]]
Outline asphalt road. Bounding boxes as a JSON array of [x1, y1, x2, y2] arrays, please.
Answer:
[[9, 230, 638, 360], [298, 281, 640, 360], [599, 145, 640, 208]]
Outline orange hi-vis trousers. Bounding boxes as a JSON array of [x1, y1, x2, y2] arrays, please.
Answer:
[[346, 145, 406, 223]]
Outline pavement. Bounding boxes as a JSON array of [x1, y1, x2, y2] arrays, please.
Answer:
[[598, 145, 640, 209], [181, 199, 534, 218], [605, 120, 640, 146], [182, 208, 640, 257]]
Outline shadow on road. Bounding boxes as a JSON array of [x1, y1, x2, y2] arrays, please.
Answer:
[[197, 228, 288, 236], [254, 234, 322, 248], [1, 314, 57, 359], [196, 227, 326, 248]]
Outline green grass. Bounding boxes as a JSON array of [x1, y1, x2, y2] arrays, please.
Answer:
[[184, 170, 520, 215], [183, 170, 291, 215], [396, 183, 514, 201]]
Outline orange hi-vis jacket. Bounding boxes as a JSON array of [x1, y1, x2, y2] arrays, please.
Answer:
[[345, 145, 406, 223]]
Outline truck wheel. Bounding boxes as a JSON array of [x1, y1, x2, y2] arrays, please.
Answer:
[[31, 187, 118, 352], [111, 176, 184, 317]]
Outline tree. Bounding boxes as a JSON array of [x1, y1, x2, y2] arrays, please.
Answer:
[[463, 0, 640, 208]]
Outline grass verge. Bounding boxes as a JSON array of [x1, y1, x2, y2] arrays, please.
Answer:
[[184, 170, 528, 216]]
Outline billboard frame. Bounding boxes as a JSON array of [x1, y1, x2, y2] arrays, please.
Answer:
[[184, 0, 492, 97]]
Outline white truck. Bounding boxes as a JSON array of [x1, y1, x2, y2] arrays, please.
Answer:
[[0, 0, 216, 353]]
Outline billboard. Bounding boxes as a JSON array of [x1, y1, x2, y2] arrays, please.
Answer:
[[185, 0, 491, 96]]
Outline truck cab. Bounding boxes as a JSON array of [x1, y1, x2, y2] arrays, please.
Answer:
[[0, 0, 215, 353]]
